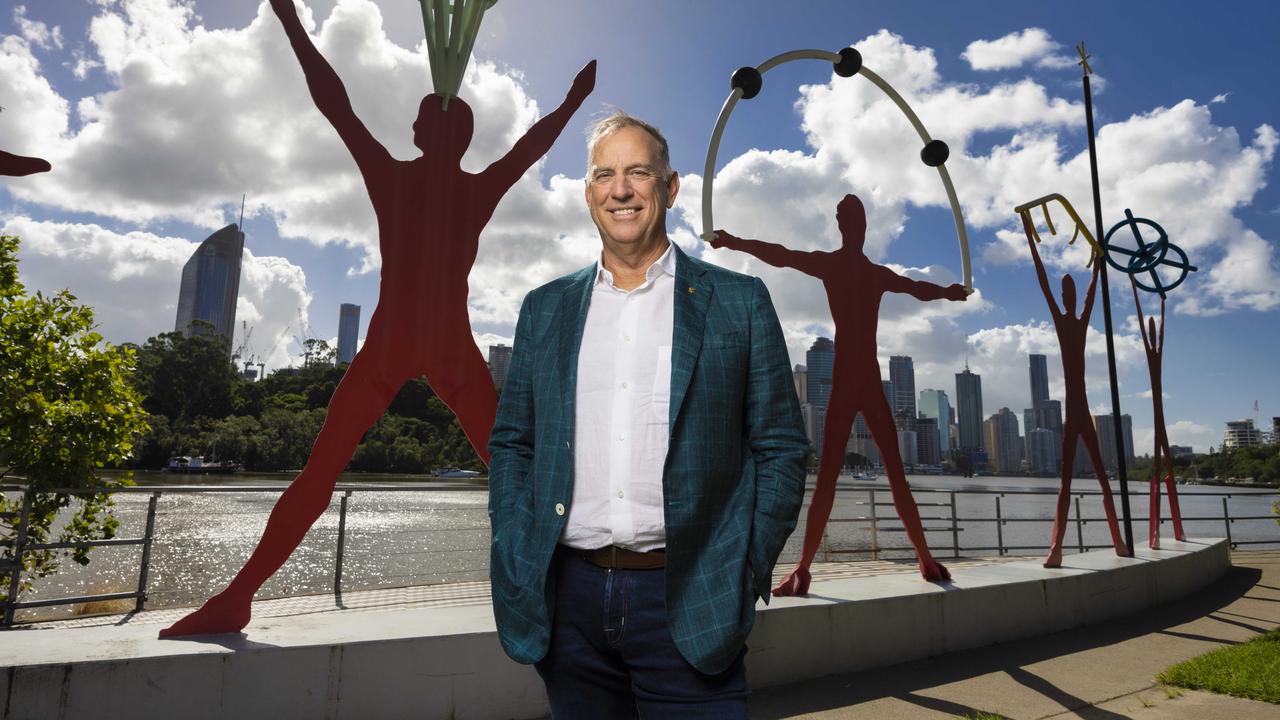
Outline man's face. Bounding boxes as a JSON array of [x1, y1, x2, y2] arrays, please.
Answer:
[[585, 126, 680, 252]]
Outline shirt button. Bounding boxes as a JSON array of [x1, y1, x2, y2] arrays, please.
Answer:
[[617, 490, 624, 499], [617, 434, 625, 442], [555, 503, 565, 516], [624, 335, 632, 342], [621, 382, 629, 389]]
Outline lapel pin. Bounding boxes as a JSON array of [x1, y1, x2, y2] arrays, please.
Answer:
[[688, 286, 695, 294]]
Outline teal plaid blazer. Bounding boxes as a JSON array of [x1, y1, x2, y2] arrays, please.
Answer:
[[487, 243, 807, 675]]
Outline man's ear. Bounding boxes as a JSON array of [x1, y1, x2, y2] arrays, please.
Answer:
[[665, 171, 680, 208]]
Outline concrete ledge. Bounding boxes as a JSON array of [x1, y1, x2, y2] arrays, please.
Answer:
[[0, 539, 1229, 720]]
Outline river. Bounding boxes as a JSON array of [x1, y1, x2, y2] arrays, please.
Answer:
[[7, 472, 1278, 622]]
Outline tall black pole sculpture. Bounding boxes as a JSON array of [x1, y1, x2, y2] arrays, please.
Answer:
[[1078, 42, 1135, 555]]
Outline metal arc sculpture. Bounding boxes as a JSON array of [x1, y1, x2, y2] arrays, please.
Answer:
[[1102, 209, 1197, 298], [418, 0, 498, 109], [701, 47, 973, 290]]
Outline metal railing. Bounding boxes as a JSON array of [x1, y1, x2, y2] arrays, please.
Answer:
[[0, 482, 480, 627], [818, 485, 1279, 561], [2, 482, 1277, 627]]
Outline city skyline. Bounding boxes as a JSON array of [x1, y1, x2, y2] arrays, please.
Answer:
[[1, 2, 1276, 457]]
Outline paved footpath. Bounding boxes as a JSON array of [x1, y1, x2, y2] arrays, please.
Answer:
[[751, 549, 1280, 719]]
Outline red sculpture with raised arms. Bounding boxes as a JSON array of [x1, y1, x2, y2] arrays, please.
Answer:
[[1020, 214, 1130, 567], [1131, 277, 1186, 547], [160, 0, 595, 638], [714, 194, 966, 592]]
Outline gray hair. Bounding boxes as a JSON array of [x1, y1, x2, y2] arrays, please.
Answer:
[[585, 110, 673, 180]]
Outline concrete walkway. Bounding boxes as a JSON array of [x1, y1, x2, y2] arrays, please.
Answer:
[[751, 549, 1280, 719]]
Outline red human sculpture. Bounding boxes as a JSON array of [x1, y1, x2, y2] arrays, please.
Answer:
[[1131, 277, 1186, 547], [713, 194, 966, 591], [0, 150, 50, 177], [159, 0, 595, 638], [1020, 215, 1130, 567]]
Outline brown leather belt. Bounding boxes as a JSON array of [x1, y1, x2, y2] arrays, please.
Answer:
[[561, 544, 665, 570]]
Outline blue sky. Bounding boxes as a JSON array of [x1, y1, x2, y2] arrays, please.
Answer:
[[2, 0, 1277, 454]]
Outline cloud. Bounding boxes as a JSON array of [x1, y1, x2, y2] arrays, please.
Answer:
[[1135, 419, 1217, 455], [13, 6, 63, 51], [961, 28, 1070, 71], [0, 33, 69, 161], [1, 215, 310, 371], [5, 0, 546, 260]]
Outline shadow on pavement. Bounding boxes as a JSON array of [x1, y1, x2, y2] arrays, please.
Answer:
[[751, 563, 1264, 719]]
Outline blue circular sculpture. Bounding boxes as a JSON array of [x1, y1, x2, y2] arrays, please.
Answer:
[[1102, 209, 1197, 297]]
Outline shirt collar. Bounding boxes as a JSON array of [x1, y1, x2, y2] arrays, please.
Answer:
[[594, 240, 676, 288]]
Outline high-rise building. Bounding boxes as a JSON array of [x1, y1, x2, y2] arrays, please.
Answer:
[[915, 416, 940, 465], [175, 224, 245, 350], [955, 365, 984, 452], [806, 338, 836, 451], [1028, 428, 1057, 473], [984, 407, 1023, 473], [918, 389, 951, 459], [1272, 417, 1280, 445], [793, 364, 808, 405], [1023, 407, 1036, 461], [1028, 353, 1050, 406], [1094, 414, 1135, 471], [897, 429, 918, 467], [337, 303, 360, 364], [889, 356, 916, 426], [489, 344, 513, 390], [846, 413, 879, 465], [1223, 419, 1264, 449]]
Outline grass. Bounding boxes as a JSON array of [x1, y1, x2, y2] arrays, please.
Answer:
[[1158, 628, 1280, 704]]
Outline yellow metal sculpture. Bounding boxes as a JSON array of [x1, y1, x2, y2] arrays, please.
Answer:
[[1014, 193, 1102, 259]]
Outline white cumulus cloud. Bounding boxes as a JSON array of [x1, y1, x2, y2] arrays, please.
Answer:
[[961, 28, 1070, 71]]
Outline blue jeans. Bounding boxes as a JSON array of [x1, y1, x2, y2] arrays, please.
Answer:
[[534, 550, 749, 719]]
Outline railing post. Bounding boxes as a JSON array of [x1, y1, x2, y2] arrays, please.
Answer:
[[334, 490, 352, 598], [995, 495, 1004, 557], [869, 489, 879, 561], [949, 491, 960, 559], [1222, 496, 1233, 549], [3, 490, 33, 627], [134, 491, 161, 613], [1075, 495, 1085, 553]]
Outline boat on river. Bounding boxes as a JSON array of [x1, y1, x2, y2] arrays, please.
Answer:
[[162, 456, 241, 474]]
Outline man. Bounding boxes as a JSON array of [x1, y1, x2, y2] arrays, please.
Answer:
[[714, 194, 966, 592], [159, 0, 594, 638], [488, 112, 807, 718]]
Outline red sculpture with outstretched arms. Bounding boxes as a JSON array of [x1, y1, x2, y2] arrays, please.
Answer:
[[1132, 277, 1186, 548], [159, 0, 595, 638], [714, 194, 966, 591], [1020, 214, 1130, 567]]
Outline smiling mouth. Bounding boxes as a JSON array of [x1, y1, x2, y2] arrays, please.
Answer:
[[609, 208, 639, 217]]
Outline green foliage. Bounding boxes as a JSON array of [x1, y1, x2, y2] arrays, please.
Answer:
[[0, 235, 150, 603], [126, 327, 483, 473], [1158, 628, 1280, 703], [1166, 444, 1280, 487], [132, 326, 239, 422]]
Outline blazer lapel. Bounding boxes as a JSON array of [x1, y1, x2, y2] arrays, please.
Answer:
[[557, 265, 595, 435], [669, 246, 711, 429]]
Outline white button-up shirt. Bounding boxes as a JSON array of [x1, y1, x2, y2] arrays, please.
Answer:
[[563, 242, 675, 552]]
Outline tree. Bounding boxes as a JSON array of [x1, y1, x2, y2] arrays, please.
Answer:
[[0, 235, 150, 603], [133, 325, 241, 422]]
